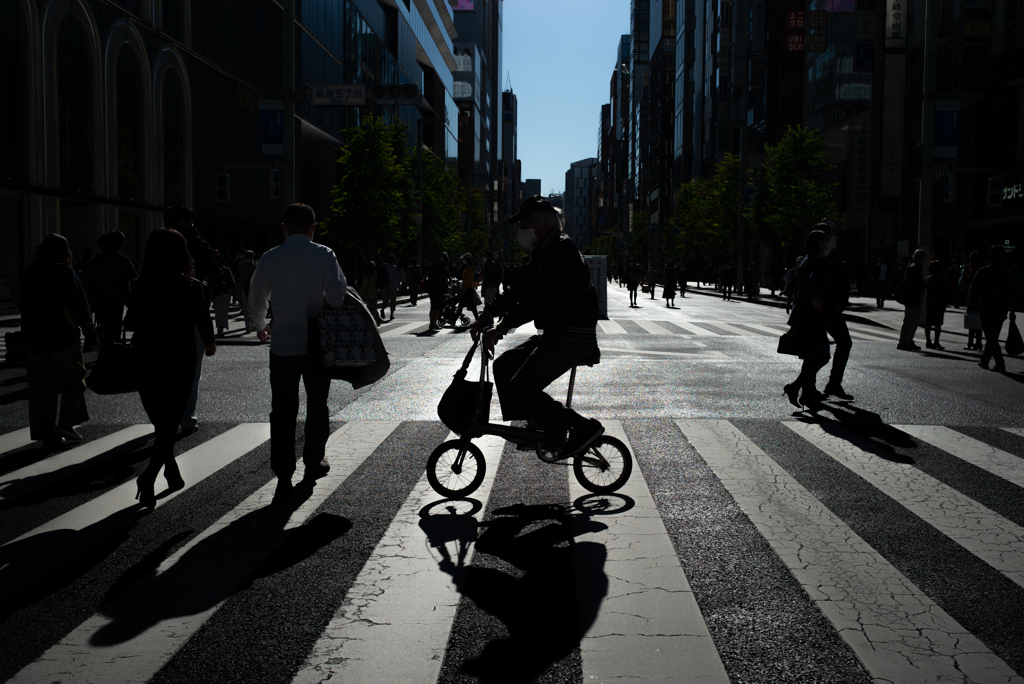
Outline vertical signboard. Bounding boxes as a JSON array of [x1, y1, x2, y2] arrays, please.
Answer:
[[880, 54, 906, 197], [885, 0, 907, 47]]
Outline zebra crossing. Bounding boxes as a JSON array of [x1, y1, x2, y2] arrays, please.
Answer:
[[1, 417, 1022, 683], [379, 317, 905, 342]]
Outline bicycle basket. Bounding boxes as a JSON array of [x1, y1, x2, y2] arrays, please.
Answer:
[[438, 377, 492, 435]]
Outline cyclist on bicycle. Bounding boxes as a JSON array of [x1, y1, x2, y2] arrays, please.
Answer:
[[470, 195, 604, 459]]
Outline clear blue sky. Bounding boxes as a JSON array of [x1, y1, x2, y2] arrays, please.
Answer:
[[502, 0, 631, 196]]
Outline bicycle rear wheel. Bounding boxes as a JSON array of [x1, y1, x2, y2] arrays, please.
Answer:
[[573, 436, 632, 494], [427, 440, 486, 498]]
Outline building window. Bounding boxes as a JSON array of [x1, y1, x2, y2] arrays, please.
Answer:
[[57, 16, 94, 195]]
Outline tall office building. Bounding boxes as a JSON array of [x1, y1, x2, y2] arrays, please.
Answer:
[[0, 0, 458, 299], [522, 179, 541, 200], [453, 0, 503, 225], [648, 0, 677, 252], [629, 0, 651, 227], [564, 157, 600, 248], [501, 89, 521, 222]]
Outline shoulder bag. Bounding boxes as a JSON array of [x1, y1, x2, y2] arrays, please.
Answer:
[[310, 287, 390, 389], [86, 330, 140, 394]]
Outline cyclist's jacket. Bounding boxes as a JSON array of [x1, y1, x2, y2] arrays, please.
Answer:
[[484, 232, 599, 337]]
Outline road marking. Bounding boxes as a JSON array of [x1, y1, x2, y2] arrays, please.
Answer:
[[379, 321, 424, 337], [10, 422, 399, 684], [699, 321, 753, 336], [738, 323, 785, 336], [677, 418, 1021, 684], [633, 320, 672, 335], [568, 420, 730, 684], [0, 423, 271, 606], [0, 427, 33, 455], [895, 425, 1024, 490], [785, 421, 1024, 589], [600, 347, 732, 360], [293, 429, 505, 684], [1001, 427, 1024, 439], [668, 321, 721, 336], [598, 319, 627, 334], [846, 329, 898, 342], [0, 425, 154, 505], [850, 326, 899, 340]]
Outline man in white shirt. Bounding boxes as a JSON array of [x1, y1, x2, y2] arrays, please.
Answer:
[[248, 204, 348, 500]]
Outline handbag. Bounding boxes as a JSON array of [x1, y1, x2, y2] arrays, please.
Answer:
[[309, 287, 390, 389], [86, 331, 140, 394], [777, 329, 802, 356], [437, 341, 492, 436], [963, 311, 982, 330], [641, 284, 650, 293], [1006, 318, 1024, 356]]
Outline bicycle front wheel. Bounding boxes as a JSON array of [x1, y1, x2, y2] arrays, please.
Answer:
[[573, 436, 632, 494], [427, 440, 486, 498]]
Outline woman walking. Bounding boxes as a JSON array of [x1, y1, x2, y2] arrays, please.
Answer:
[[662, 260, 677, 307], [963, 251, 985, 350], [625, 259, 641, 307], [125, 229, 216, 507], [783, 229, 831, 411]]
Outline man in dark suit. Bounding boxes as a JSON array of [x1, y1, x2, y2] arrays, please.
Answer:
[[970, 245, 1017, 373]]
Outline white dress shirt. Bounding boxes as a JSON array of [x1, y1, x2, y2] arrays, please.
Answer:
[[248, 234, 348, 356]]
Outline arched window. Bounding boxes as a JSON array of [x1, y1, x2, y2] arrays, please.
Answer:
[[116, 47, 145, 201], [56, 16, 94, 194], [162, 71, 186, 206], [162, 0, 185, 43], [0, 0, 29, 183]]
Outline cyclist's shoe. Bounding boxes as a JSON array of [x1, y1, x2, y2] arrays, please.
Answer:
[[558, 419, 604, 459]]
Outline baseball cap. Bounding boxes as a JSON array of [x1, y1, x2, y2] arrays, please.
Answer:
[[507, 195, 558, 224]]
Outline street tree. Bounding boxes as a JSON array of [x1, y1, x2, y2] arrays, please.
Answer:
[[752, 124, 836, 251], [671, 153, 748, 262], [325, 115, 415, 255], [420, 153, 467, 260]]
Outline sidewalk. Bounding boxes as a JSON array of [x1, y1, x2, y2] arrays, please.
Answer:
[[681, 282, 981, 343]]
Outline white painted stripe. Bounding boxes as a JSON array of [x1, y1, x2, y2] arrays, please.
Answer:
[[11, 422, 399, 684], [785, 421, 1024, 589], [701, 321, 755, 336], [0, 423, 271, 606], [379, 321, 424, 337], [598, 319, 627, 334], [0, 427, 33, 455], [895, 425, 1024, 490], [600, 347, 732, 360], [850, 326, 899, 340], [0, 425, 154, 505], [846, 329, 898, 342], [670, 321, 721, 336], [293, 429, 505, 684], [1001, 427, 1024, 439], [633, 319, 671, 335], [737, 323, 785, 336], [569, 421, 730, 683], [677, 419, 1021, 684], [508, 321, 538, 336]]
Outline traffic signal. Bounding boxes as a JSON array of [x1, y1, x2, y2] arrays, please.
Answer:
[[987, 178, 1004, 207], [215, 173, 230, 202], [269, 168, 281, 199], [370, 83, 421, 105]]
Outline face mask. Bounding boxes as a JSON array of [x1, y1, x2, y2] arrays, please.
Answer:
[[822, 246, 832, 257], [827, 235, 837, 251], [518, 228, 536, 249]]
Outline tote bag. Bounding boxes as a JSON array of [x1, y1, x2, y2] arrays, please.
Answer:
[[86, 334, 140, 394], [1006, 319, 1024, 357]]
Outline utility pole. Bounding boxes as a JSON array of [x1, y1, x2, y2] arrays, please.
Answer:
[[282, 0, 296, 206], [916, 0, 939, 257], [416, 118, 424, 267], [735, 0, 747, 292]]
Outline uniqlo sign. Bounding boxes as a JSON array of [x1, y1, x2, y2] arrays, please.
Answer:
[[787, 10, 806, 28], [787, 33, 806, 51]]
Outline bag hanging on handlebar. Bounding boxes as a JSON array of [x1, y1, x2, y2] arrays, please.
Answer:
[[437, 341, 492, 435]]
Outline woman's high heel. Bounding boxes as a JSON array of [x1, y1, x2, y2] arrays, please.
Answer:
[[164, 459, 185, 493], [136, 469, 158, 508], [783, 383, 801, 408]]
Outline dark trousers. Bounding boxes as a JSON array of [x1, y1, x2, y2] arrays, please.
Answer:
[[980, 314, 1006, 367], [140, 365, 194, 469], [96, 305, 124, 344], [25, 339, 89, 440], [269, 352, 331, 478], [409, 282, 419, 305], [824, 311, 852, 385], [492, 335, 589, 434]]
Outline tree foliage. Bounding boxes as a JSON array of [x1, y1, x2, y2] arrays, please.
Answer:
[[671, 153, 749, 261], [325, 115, 415, 254], [752, 124, 836, 250], [420, 153, 467, 259], [629, 209, 649, 261]]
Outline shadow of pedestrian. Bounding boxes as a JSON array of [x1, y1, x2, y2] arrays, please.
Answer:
[[804, 402, 916, 463], [421, 499, 612, 684], [88, 483, 350, 646]]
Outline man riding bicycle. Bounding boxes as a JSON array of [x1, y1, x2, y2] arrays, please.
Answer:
[[470, 195, 604, 459]]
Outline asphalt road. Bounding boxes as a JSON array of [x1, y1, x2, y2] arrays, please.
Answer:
[[1, 283, 1023, 684]]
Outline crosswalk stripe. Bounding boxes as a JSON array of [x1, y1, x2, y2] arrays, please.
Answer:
[[0, 425, 154, 505], [10, 421, 400, 684], [0, 423, 271, 607], [784, 421, 1024, 589], [895, 425, 1024, 490], [0, 427, 33, 456], [1002, 427, 1024, 439], [847, 329, 898, 342], [700, 321, 753, 336], [669, 320, 721, 336], [293, 429, 505, 684], [738, 322, 785, 336], [632, 319, 672, 335], [677, 418, 1021, 684], [568, 420, 730, 683], [379, 321, 424, 337], [597, 319, 627, 334]]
